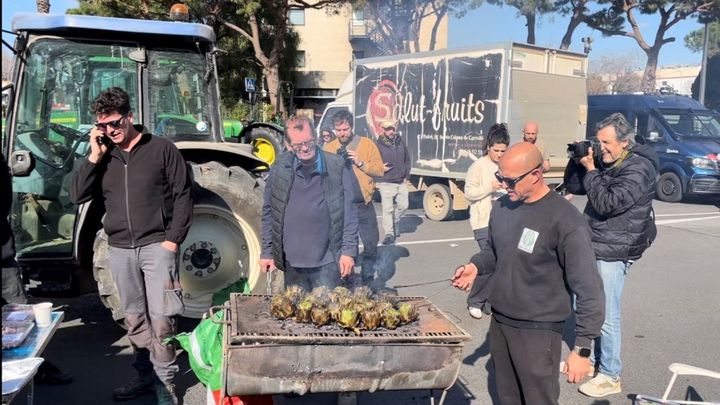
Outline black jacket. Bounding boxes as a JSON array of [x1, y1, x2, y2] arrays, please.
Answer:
[[376, 135, 411, 184], [70, 130, 193, 248], [573, 144, 659, 262]]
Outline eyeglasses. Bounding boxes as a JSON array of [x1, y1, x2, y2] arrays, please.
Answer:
[[290, 140, 315, 151], [95, 114, 127, 131], [494, 164, 542, 189]]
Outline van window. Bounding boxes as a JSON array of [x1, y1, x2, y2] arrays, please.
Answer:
[[646, 115, 668, 143], [318, 106, 348, 137], [660, 110, 720, 139]]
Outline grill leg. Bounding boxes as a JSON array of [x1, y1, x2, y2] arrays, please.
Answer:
[[430, 389, 449, 405]]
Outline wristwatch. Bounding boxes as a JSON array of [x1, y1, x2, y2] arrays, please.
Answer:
[[573, 346, 592, 358]]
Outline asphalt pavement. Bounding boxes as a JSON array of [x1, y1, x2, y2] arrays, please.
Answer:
[[13, 194, 720, 405]]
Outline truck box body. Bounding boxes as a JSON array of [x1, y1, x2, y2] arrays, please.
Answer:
[[320, 42, 588, 182]]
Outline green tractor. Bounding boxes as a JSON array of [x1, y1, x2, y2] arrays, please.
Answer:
[[2, 13, 284, 319]]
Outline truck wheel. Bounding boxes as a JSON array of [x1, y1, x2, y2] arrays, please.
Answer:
[[92, 230, 125, 323], [92, 161, 270, 321], [246, 127, 284, 166], [423, 183, 454, 221], [656, 172, 683, 202]]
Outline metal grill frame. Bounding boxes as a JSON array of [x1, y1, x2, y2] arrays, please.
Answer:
[[226, 293, 471, 345]]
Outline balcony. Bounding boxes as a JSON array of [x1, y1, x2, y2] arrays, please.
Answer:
[[349, 19, 370, 40]]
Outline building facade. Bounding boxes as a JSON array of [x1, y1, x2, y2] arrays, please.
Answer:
[[289, 5, 448, 122]]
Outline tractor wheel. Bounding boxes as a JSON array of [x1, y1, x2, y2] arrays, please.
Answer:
[[92, 161, 274, 321], [423, 183, 455, 221], [246, 127, 284, 166]]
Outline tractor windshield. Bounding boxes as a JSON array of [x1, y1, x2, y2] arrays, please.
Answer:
[[9, 37, 214, 258]]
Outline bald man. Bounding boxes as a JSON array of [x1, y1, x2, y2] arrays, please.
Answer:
[[522, 121, 551, 172], [452, 143, 605, 405]]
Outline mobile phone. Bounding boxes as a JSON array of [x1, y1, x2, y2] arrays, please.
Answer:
[[97, 134, 112, 146]]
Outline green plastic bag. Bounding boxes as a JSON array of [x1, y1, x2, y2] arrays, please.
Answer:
[[170, 310, 225, 391]]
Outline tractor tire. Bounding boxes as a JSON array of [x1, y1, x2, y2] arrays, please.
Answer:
[[92, 161, 276, 321], [656, 172, 683, 202], [423, 183, 455, 221], [246, 127, 284, 166]]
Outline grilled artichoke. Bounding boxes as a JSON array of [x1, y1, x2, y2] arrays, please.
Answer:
[[328, 302, 343, 322], [375, 301, 394, 315], [311, 306, 331, 326], [283, 285, 306, 304], [333, 286, 351, 297], [377, 290, 398, 306], [397, 302, 418, 324], [381, 308, 401, 330], [270, 295, 295, 319], [338, 308, 360, 333], [361, 308, 381, 330], [295, 298, 314, 323], [352, 286, 373, 300]]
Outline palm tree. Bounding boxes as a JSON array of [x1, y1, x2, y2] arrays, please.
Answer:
[[36, 0, 50, 13]]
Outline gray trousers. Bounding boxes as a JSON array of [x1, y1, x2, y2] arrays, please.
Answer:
[[377, 182, 409, 236], [1, 264, 27, 305], [108, 242, 184, 384]]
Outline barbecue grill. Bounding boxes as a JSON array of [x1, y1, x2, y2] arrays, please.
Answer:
[[214, 293, 471, 404]]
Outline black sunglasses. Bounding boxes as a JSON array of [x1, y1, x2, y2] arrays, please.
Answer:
[[494, 163, 542, 189], [95, 114, 127, 131]]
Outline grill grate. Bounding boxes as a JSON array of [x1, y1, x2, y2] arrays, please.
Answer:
[[227, 293, 471, 345]]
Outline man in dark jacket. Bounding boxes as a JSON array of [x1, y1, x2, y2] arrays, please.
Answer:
[[70, 87, 192, 405], [571, 113, 658, 398], [375, 120, 411, 245], [260, 116, 359, 291], [452, 142, 605, 405]]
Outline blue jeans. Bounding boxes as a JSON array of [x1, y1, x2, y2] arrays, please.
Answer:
[[591, 260, 631, 379]]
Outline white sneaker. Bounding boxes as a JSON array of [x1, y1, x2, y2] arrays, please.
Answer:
[[468, 306, 484, 319], [578, 373, 621, 397]]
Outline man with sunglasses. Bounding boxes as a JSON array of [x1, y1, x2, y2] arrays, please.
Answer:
[[452, 142, 605, 405], [323, 110, 384, 287], [260, 116, 359, 291], [70, 87, 192, 405], [566, 113, 658, 398]]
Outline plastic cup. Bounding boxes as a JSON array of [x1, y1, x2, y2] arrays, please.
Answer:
[[33, 302, 53, 328]]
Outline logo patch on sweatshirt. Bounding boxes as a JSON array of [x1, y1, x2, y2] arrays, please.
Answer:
[[518, 228, 539, 253]]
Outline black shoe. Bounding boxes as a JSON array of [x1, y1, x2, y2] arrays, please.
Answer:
[[35, 362, 73, 385], [113, 375, 155, 401], [382, 234, 395, 245]]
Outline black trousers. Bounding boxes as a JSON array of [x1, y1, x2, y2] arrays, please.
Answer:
[[356, 202, 379, 282], [489, 317, 562, 405]]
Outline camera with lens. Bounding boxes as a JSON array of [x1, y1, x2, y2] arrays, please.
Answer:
[[337, 145, 353, 165], [567, 139, 601, 162]]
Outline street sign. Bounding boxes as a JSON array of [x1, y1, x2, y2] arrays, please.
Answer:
[[244, 77, 256, 93]]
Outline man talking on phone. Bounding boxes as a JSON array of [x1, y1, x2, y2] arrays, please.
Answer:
[[375, 120, 411, 245], [70, 87, 192, 405]]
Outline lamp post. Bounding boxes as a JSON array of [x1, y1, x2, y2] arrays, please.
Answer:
[[699, 22, 709, 105]]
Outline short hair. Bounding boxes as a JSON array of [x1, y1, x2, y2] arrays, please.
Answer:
[[320, 127, 332, 135], [331, 110, 354, 128], [486, 123, 510, 150], [596, 113, 636, 148], [284, 115, 313, 142], [91, 87, 131, 116]]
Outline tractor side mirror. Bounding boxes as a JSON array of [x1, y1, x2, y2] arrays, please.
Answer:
[[10, 150, 35, 177]]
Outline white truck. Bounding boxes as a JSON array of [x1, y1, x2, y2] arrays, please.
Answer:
[[318, 42, 588, 220]]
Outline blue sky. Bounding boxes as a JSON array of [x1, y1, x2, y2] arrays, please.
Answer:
[[450, 5, 704, 69], [3, 0, 705, 69]]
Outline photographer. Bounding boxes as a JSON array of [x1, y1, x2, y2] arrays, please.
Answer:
[[323, 110, 384, 286], [565, 113, 658, 398]]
